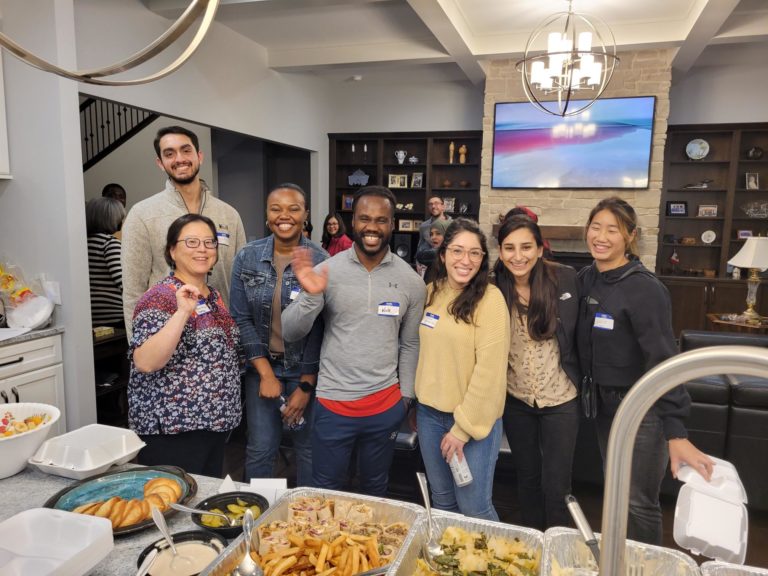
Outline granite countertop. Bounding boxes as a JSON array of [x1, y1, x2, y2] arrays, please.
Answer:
[[0, 465, 228, 575], [0, 325, 64, 347]]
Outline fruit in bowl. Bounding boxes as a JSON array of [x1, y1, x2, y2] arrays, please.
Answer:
[[191, 491, 269, 539], [0, 402, 60, 479]]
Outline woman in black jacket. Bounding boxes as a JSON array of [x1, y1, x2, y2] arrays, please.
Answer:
[[577, 196, 713, 544], [493, 215, 581, 530]]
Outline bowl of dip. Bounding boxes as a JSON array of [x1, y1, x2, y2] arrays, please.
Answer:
[[136, 530, 226, 576]]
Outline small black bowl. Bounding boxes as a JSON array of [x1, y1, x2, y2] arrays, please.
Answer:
[[136, 530, 226, 574], [190, 491, 269, 539]]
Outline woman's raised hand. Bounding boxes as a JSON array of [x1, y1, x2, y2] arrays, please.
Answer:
[[292, 247, 328, 294], [175, 284, 203, 315]]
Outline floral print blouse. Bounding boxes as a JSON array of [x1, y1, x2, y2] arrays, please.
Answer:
[[128, 275, 242, 435]]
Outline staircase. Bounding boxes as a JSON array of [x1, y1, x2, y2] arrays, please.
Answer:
[[80, 98, 158, 170]]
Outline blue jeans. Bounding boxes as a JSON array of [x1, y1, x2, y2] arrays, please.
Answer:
[[596, 387, 669, 545], [502, 395, 580, 530], [244, 361, 313, 486], [311, 399, 405, 496], [417, 403, 501, 521]]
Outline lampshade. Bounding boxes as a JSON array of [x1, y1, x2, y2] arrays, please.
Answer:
[[728, 237, 768, 270]]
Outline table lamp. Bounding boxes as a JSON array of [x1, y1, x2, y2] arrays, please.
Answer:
[[728, 237, 768, 322]]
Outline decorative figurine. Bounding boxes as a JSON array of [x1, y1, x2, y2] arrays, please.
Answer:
[[394, 150, 407, 165], [449, 141, 455, 164], [459, 144, 467, 164]]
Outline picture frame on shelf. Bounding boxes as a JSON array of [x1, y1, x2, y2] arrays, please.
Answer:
[[341, 194, 354, 211], [746, 173, 760, 190], [458, 202, 471, 214], [388, 174, 408, 188], [443, 196, 456, 213], [666, 201, 688, 216], [737, 229, 753, 239], [411, 172, 423, 188], [412, 219, 423, 229], [398, 219, 413, 231], [697, 204, 718, 217]]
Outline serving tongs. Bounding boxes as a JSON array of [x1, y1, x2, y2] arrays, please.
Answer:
[[565, 494, 600, 565]]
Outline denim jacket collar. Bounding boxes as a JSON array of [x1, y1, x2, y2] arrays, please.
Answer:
[[256, 234, 316, 264]]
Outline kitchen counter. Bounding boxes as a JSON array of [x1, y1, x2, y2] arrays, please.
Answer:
[[0, 325, 64, 347], [0, 465, 227, 575]]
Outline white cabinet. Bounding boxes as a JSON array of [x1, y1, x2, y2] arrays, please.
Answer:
[[0, 334, 65, 434]]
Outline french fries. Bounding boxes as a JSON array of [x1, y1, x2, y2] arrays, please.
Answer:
[[254, 530, 388, 576]]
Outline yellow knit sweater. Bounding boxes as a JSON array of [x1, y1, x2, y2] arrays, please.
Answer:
[[415, 283, 511, 442]]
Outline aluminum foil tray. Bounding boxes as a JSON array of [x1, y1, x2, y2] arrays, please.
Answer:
[[542, 527, 700, 576], [201, 487, 425, 576], [391, 509, 543, 575], [701, 561, 768, 575]]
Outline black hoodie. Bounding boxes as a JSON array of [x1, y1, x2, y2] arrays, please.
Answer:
[[577, 258, 690, 440]]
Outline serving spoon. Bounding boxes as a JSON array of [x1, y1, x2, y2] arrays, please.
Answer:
[[232, 508, 259, 576], [170, 502, 238, 526], [416, 472, 443, 571], [151, 505, 194, 571]]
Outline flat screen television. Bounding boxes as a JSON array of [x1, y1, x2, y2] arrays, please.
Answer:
[[492, 96, 656, 189]]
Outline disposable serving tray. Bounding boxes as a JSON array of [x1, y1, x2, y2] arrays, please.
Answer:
[[700, 561, 768, 575], [542, 527, 700, 576], [201, 487, 426, 576], [390, 508, 544, 575]]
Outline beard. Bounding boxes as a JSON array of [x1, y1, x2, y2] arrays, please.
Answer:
[[167, 163, 200, 186], [352, 228, 392, 258]]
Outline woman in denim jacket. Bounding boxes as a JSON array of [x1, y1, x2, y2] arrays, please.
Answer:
[[230, 183, 328, 485]]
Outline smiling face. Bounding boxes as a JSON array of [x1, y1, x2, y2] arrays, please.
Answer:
[[429, 227, 445, 248], [267, 187, 307, 245], [441, 230, 483, 289], [428, 196, 445, 218], [155, 133, 203, 186], [326, 217, 340, 236], [586, 208, 633, 271], [499, 227, 543, 285], [351, 195, 394, 259], [169, 221, 218, 281]]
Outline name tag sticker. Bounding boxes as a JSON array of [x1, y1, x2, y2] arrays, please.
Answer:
[[195, 299, 211, 315], [378, 302, 400, 317], [420, 312, 439, 328], [289, 287, 301, 301], [594, 312, 614, 330], [216, 230, 231, 246]]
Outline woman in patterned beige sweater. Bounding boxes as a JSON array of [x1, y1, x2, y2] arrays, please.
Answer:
[[493, 214, 581, 530]]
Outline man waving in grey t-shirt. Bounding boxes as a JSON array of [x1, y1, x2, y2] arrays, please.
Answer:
[[282, 186, 426, 496]]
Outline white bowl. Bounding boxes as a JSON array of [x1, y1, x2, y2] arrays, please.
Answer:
[[0, 403, 61, 479]]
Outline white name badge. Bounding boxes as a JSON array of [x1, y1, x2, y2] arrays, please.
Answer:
[[216, 230, 231, 246], [420, 312, 439, 328], [289, 287, 301, 301], [594, 312, 614, 330], [378, 302, 400, 317], [195, 299, 211, 315]]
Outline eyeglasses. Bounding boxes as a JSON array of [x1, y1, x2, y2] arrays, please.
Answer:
[[445, 246, 485, 262], [177, 237, 218, 249]]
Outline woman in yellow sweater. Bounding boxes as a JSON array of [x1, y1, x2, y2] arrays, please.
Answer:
[[415, 218, 511, 520]]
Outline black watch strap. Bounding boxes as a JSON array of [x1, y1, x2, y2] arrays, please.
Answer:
[[298, 380, 315, 393]]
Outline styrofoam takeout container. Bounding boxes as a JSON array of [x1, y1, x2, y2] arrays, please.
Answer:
[[701, 560, 768, 575], [0, 508, 113, 576], [28, 423, 145, 480], [674, 456, 748, 564], [542, 527, 700, 575]]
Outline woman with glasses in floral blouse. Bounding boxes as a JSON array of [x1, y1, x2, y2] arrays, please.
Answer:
[[128, 214, 241, 476], [414, 218, 510, 520]]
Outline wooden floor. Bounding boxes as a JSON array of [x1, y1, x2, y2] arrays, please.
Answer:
[[222, 429, 768, 569]]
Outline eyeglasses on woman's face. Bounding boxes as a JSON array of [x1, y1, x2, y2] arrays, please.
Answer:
[[445, 245, 484, 262], [177, 237, 218, 249]]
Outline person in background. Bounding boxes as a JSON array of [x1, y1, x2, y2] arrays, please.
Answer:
[[577, 196, 713, 544], [493, 215, 580, 530], [121, 126, 246, 336], [321, 213, 353, 256], [415, 218, 510, 520], [87, 197, 126, 328], [303, 219, 313, 240], [230, 183, 327, 485], [416, 195, 452, 272], [283, 186, 426, 496], [102, 183, 127, 207], [414, 218, 450, 284], [128, 214, 241, 477]]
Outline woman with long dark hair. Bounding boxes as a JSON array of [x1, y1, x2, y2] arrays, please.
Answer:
[[493, 215, 580, 530], [415, 218, 510, 520], [321, 213, 353, 256]]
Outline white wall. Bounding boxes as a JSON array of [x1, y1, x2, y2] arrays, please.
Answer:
[[83, 117, 213, 210]]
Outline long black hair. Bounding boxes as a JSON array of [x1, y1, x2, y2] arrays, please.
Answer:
[[428, 218, 489, 325], [493, 215, 558, 340], [321, 212, 347, 248]]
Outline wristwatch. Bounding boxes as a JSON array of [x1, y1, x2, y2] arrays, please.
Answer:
[[298, 380, 315, 393]]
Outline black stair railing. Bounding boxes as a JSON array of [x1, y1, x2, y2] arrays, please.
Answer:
[[80, 98, 158, 170]]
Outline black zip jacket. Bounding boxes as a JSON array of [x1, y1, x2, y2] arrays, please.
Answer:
[[577, 258, 690, 439], [553, 263, 581, 388]]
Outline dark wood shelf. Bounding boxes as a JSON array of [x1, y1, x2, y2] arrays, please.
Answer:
[[431, 162, 480, 167], [667, 188, 727, 193], [662, 243, 722, 248], [666, 216, 725, 221], [669, 160, 731, 165]]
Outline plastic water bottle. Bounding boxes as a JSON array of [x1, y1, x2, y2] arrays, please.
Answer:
[[279, 396, 306, 431], [449, 453, 473, 487]]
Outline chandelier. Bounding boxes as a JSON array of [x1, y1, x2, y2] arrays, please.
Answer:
[[0, 0, 219, 86], [516, 0, 619, 117]]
